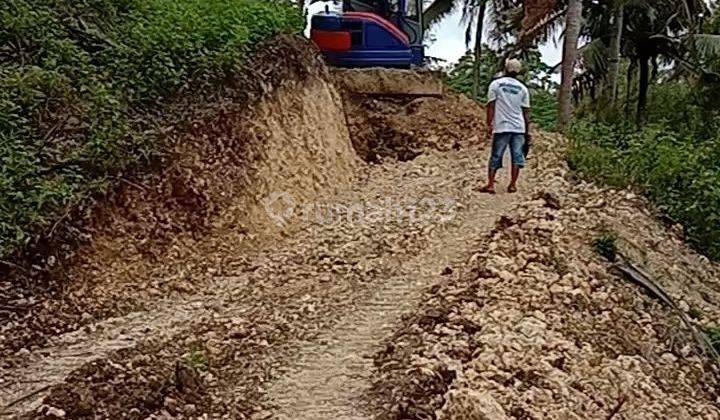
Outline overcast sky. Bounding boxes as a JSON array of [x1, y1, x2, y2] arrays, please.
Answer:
[[306, 2, 564, 68], [424, 8, 564, 67]]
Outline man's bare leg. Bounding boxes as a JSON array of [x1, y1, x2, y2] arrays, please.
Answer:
[[480, 167, 497, 193], [508, 165, 520, 193]]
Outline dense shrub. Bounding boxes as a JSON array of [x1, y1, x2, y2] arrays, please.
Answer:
[[0, 0, 303, 259], [529, 88, 558, 132], [644, 82, 720, 141], [568, 119, 720, 259]]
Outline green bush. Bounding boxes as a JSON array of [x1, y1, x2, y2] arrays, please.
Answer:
[[529, 88, 558, 132], [568, 119, 720, 260], [443, 49, 502, 101], [0, 0, 303, 259], [707, 326, 720, 354], [593, 230, 618, 262], [645, 82, 720, 140]]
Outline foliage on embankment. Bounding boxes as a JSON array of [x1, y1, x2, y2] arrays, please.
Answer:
[[0, 0, 303, 260], [567, 5, 720, 261], [568, 83, 720, 260]]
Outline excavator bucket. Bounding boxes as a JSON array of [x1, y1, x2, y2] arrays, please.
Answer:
[[331, 68, 445, 97]]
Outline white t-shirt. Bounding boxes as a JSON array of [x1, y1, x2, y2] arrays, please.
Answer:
[[487, 76, 530, 134]]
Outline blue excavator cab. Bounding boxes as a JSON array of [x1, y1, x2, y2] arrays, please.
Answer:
[[310, 0, 425, 68]]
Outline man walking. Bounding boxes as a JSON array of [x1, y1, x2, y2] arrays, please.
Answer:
[[479, 59, 531, 194]]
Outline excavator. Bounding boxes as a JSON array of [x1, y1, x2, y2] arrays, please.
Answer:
[[309, 0, 443, 96], [310, 0, 424, 68]]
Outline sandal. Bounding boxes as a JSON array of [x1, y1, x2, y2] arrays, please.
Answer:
[[507, 185, 517, 193], [477, 185, 496, 194]]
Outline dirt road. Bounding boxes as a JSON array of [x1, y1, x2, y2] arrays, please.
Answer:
[[3, 38, 718, 419], [3, 124, 719, 420], [1, 144, 527, 418]]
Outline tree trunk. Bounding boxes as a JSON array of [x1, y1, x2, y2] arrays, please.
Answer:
[[624, 59, 636, 119], [637, 55, 650, 126], [557, 0, 583, 130], [605, 3, 624, 104], [471, 2, 487, 100]]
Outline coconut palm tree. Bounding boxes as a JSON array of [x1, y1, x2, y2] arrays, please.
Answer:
[[531, 0, 710, 124], [428, 0, 715, 127], [557, 0, 583, 129], [604, 2, 625, 103], [581, 0, 709, 123], [462, 0, 488, 99], [423, 0, 489, 99], [423, 0, 524, 100]]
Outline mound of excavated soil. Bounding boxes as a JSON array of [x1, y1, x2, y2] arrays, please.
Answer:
[[369, 134, 720, 419], [343, 90, 485, 163]]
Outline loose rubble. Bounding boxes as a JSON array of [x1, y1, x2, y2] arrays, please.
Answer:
[[344, 93, 483, 162], [370, 134, 720, 419]]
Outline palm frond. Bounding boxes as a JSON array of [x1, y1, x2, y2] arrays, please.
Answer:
[[578, 37, 609, 76], [423, 0, 458, 29], [517, 5, 566, 45]]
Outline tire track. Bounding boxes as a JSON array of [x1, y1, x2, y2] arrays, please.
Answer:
[[1, 147, 529, 418]]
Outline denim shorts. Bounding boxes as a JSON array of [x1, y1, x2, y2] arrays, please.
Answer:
[[489, 132, 526, 171]]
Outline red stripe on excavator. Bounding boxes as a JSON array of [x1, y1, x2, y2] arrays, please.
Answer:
[[311, 30, 352, 52], [343, 12, 410, 46]]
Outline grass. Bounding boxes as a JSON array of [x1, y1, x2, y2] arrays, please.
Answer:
[[707, 326, 720, 354], [186, 346, 209, 371], [0, 0, 304, 261], [688, 307, 703, 320], [593, 230, 618, 262]]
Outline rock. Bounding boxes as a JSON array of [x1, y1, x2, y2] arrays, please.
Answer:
[[537, 191, 562, 210], [44, 406, 66, 418], [661, 353, 678, 363], [678, 300, 690, 312], [250, 410, 273, 420], [496, 270, 515, 282], [163, 396, 178, 411], [437, 389, 509, 420]]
